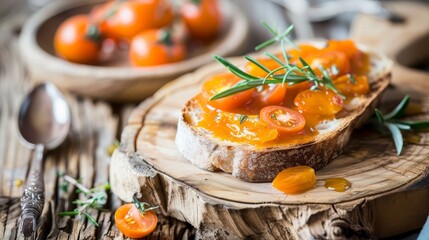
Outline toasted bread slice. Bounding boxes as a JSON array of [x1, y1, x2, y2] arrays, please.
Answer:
[[175, 45, 393, 182]]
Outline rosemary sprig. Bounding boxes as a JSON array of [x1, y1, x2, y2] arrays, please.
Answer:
[[373, 95, 429, 155], [210, 22, 344, 101], [58, 174, 110, 227], [132, 195, 159, 215]]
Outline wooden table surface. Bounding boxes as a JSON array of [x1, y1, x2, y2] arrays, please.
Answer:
[[0, 2, 195, 239]]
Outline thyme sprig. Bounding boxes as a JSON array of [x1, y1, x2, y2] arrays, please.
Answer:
[[210, 22, 344, 101], [58, 174, 110, 227], [373, 95, 429, 155]]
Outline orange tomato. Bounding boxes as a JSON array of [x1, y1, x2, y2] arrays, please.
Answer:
[[244, 58, 282, 78], [180, 0, 222, 40], [202, 73, 254, 111], [288, 44, 321, 65], [115, 203, 158, 238], [257, 85, 287, 106], [326, 39, 358, 59], [54, 15, 101, 64], [95, 0, 173, 41], [129, 29, 186, 66], [260, 106, 306, 134], [272, 166, 316, 194], [294, 89, 343, 115], [334, 75, 370, 96], [306, 50, 350, 78]]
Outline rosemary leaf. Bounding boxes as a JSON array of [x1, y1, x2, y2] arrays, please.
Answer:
[[58, 211, 78, 217], [244, 56, 271, 73], [83, 212, 99, 227], [398, 121, 429, 131], [384, 95, 410, 120], [213, 55, 258, 80], [374, 109, 385, 123], [385, 123, 404, 155], [239, 115, 248, 125], [349, 74, 356, 84], [264, 52, 287, 66]]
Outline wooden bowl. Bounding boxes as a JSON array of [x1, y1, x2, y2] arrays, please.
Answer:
[[19, 0, 249, 102]]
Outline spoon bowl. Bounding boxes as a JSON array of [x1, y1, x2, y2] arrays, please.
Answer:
[[17, 82, 70, 237]]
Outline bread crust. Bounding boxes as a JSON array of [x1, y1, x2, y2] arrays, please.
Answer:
[[175, 48, 392, 182]]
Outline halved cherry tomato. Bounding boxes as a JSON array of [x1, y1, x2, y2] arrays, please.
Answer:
[[95, 0, 173, 41], [54, 15, 101, 64], [115, 203, 158, 238], [180, 0, 222, 40], [294, 89, 344, 115], [257, 84, 287, 106], [334, 75, 370, 96], [202, 73, 254, 111], [272, 166, 316, 194], [129, 29, 185, 66], [326, 39, 358, 59], [260, 106, 305, 134]]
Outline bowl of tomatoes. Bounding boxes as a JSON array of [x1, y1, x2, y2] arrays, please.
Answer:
[[19, 0, 249, 102]]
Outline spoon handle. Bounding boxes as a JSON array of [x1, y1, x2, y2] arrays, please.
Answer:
[[19, 144, 45, 237]]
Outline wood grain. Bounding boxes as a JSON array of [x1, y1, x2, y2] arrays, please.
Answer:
[[0, 5, 196, 240], [18, 0, 249, 102], [111, 47, 429, 238]]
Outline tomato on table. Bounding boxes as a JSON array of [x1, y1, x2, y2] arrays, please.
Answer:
[[294, 89, 344, 115], [287, 44, 321, 65], [260, 106, 306, 134], [203, 73, 254, 111], [94, 0, 173, 41], [180, 0, 222, 40], [129, 29, 185, 67], [115, 197, 158, 238], [54, 15, 101, 64], [272, 166, 316, 194], [244, 58, 282, 78]]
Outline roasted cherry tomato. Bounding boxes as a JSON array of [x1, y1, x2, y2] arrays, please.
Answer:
[[180, 0, 222, 40], [294, 89, 344, 115], [257, 84, 287, 106], [272, 166, 316, 194], [54, 15, 101, 64], [287, 44, 321, 65], [307, 50, 350, 78], [334, 75, 370, 96], [326, 39, 358, 59], [202, 73, 254, 111], [244, 58, 282, 78], [94, 0, 173, 41], [129, 29, 186, 66], [260, 106, 306, 134], [115, 203, 158, 238]]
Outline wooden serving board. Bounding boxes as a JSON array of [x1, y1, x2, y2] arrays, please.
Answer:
[[110, 52, 429, 238]]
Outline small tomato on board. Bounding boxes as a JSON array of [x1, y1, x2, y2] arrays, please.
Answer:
[[54, 15, 101, 64], [115, 196, 159, 239], [334, 75, 370, 97], [260, 106, 305, 134], [272, 166, 316, 194], [202, 73, 254, 111], [129, 29, 186, 67], [180, 0, 222, 40]]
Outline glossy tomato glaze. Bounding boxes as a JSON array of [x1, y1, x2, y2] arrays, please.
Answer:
[[195, 40, 370, 148]]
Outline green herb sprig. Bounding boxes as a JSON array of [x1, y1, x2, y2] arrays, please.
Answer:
[[373, 95, 429, 155], [210, 21, 344, 101], [132, 195, 159, 215], [58, 174, 110, 227]]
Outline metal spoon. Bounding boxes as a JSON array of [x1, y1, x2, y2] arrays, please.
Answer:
[[17, 82, 71, 237]]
